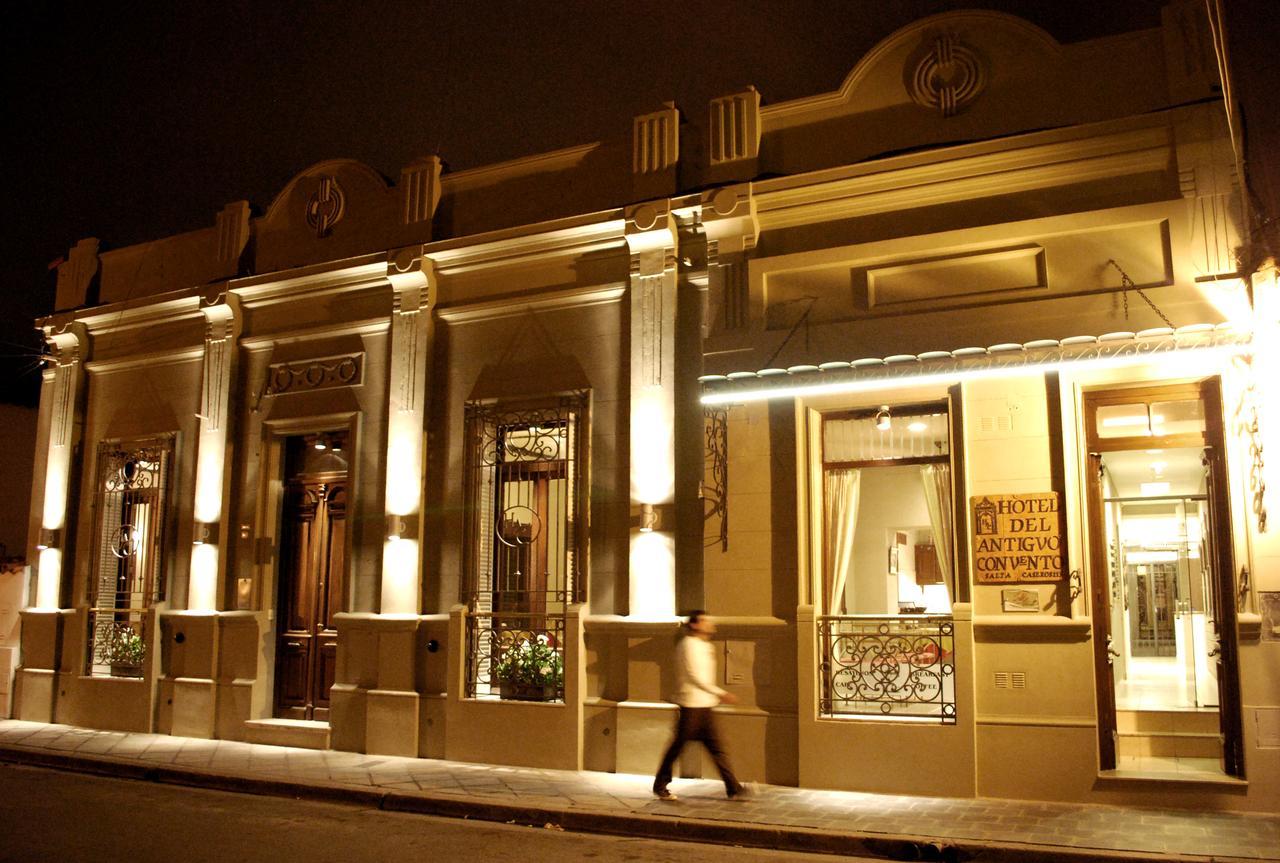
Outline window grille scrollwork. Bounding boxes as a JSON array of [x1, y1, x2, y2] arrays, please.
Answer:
[[819, 615, 956, 723]]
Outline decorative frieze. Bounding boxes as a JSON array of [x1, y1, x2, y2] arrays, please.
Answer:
[[265, 354, 364, 396]]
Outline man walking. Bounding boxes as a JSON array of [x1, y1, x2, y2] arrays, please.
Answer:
[[653, 610, 748, 800]]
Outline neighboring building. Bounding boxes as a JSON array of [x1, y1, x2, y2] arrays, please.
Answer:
[[13, 2, 1279, 813]]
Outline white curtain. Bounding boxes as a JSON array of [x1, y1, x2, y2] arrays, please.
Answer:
[[824, 468, 860, 614], [920, 464, 955, 603]]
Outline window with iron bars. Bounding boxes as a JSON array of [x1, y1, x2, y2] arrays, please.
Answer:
[[84, 435, 174, 678], [462, 393, 588, 701]]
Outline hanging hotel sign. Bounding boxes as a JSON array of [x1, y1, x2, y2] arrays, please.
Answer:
[[971, 493, 1063, 583]]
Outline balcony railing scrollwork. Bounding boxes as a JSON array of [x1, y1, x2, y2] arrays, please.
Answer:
[[818, 615, 956, 723]]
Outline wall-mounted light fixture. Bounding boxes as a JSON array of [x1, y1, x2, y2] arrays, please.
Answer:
[[875, 406, 892, 432], [313, 436, 328, 451], [193, 522, 219, 546], [631, 502, 668, 533], [387, 513, 419, 542], [36, 527, 61, 551]]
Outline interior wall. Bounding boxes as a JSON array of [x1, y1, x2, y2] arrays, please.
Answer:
[[844, 463, 931, 615]]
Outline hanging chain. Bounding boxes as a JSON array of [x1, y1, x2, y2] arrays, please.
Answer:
[[1107, 259, 1175, 328]]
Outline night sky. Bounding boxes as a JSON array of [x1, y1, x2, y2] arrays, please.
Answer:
[[6, 0, 1272, 409]]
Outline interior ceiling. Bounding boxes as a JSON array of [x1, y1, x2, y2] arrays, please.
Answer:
[[1103, 447, 1205, 498]]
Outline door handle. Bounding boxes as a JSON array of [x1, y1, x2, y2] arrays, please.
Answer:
[[1105, 634, 1121, 665]]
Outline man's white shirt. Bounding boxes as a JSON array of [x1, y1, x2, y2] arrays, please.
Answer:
[[674, 635, 726, 708]]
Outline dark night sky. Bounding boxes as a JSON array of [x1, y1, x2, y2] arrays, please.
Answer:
[[6, 0, 1272, 408]]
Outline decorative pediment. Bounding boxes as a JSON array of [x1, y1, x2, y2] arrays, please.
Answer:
[[763, 10, 1062, 130], [254, 157, 442, 275]]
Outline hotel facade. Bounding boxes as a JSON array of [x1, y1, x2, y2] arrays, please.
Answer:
[[13, 3, 1280, 813]]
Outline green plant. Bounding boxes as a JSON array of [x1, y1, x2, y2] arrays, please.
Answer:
[[102, 626, 146, 667], [493, 633, 563, 688]]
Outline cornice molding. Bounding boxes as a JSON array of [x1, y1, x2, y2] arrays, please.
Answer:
[[426, 213, 626, 276], [84, 346, 206, 375], [754, 122, 1172, 231], [440, 142, 602, 193], [436, 282, 626, 324]]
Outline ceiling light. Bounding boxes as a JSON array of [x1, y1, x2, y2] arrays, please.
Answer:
[[313, 437, 327, 451]]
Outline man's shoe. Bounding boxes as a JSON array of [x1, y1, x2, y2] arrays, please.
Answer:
[[653, 788, 678, 801], [727, 782, 756, 800]]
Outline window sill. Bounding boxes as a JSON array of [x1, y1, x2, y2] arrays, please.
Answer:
[[1097, 768, 1246, 788]]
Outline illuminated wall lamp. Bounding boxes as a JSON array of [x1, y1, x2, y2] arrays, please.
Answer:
[[387, 513, 418, 542], [633, 503, 667, 533], [36, 527, 61, 551], [193, 523, 219, 546], [875, 406, 892, 432]]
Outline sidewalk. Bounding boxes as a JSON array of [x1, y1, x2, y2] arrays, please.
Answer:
[[1, 719, 1276, 862]]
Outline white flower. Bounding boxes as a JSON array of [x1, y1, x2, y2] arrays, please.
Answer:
[[537, 634, 549, 645]]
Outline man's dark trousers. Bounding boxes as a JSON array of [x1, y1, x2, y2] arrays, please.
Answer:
[[653, 706, 741, 795]]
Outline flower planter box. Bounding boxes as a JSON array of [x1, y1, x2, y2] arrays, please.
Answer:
[[498, 679, 558, 702], [109, 663, 143, 679]]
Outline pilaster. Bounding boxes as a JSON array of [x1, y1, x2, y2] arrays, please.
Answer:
[[625, 202, 679, 617], [700, 184, 759, 338], [33, 321, 89, 612], [187, 290, 243, 612], [381, 246, 435, 615]]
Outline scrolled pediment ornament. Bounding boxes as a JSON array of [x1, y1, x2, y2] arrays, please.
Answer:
[[906, 33, 986, 118], [305, 175, 346, 238]]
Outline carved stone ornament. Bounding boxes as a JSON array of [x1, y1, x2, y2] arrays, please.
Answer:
[[305, 175, 346, 238], [906, 33, 986, 118], [266, 354, 363, 396]]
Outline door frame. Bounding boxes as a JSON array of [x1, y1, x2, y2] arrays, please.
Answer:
[[256, 414, 359, 721], [1080, 378, 1245, 776]]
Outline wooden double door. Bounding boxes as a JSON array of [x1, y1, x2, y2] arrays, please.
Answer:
[[274, 474, 346, 720]]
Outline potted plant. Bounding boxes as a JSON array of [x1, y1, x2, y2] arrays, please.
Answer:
[[493, 633, 563, 701], [102, 626, 146, 678]]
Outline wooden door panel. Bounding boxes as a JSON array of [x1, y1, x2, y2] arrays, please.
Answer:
[[275, 475, 348, 721], [314, 636, 338, 709], [275, 637, 311, 711], [323, 486, 346, 630]]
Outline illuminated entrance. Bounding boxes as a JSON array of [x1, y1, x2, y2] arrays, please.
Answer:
[[1084, 381, 1243, 778]]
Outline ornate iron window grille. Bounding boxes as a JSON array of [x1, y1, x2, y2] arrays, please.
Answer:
[[703, 407, 729, 551], [462, 393, 588, 700], [465, 611, 567, 701], [84, 435, 174, 677], [818, 615, 956, 723]]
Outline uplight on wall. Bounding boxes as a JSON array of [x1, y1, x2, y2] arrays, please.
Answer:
[[875, 406, 892, 431], [35, 527, 60, 551], [192, 522, 218, 546]]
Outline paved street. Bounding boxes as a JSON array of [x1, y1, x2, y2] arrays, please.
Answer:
[[0, 763, 874, 863], [1, 720, 1277, 862]]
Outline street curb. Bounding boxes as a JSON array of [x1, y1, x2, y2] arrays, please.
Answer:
[[0, 743, 1258, 863]]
